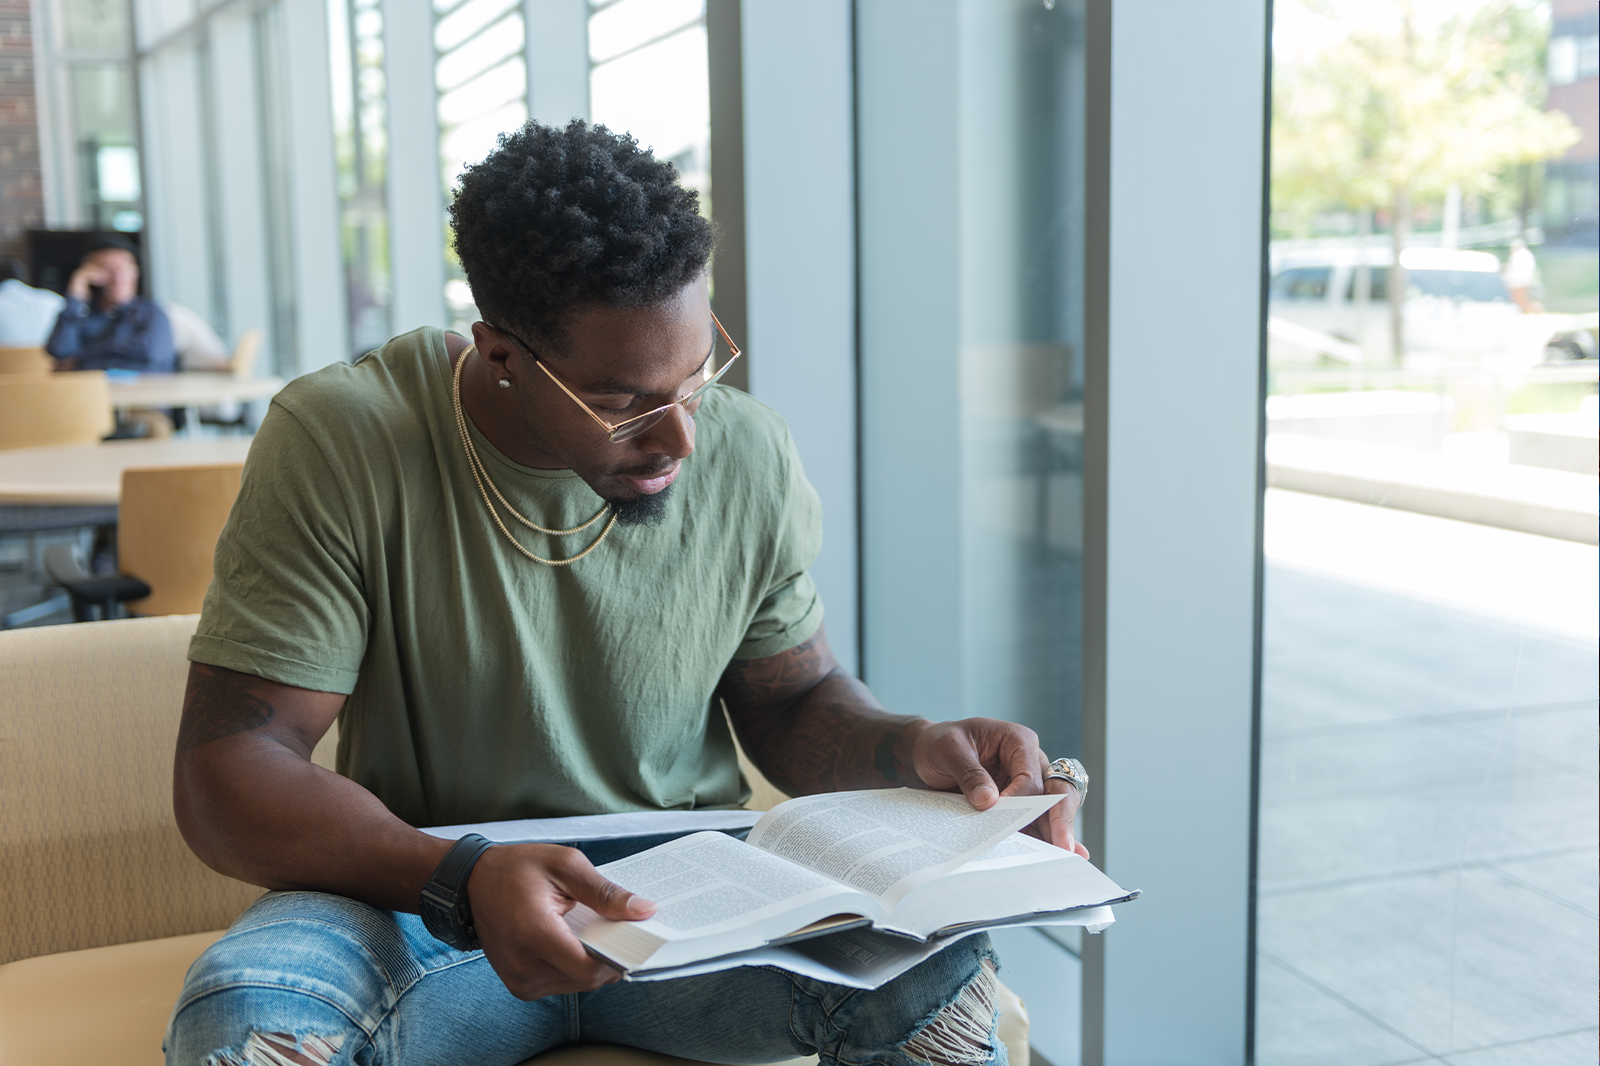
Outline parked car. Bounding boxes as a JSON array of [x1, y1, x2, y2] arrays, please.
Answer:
[[1268, 247, 1520, 363]]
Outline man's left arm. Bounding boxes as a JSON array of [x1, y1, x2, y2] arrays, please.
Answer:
[[718, 622, 1087, 856]]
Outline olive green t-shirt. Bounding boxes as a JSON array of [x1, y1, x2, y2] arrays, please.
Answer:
[[189, 327, 824, 827]]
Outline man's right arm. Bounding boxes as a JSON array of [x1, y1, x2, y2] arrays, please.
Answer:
[[173, 662, 655, 998]]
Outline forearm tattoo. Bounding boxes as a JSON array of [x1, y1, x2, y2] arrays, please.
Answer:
[[176, 664, 277, 764], [720, 637, 925, 796]]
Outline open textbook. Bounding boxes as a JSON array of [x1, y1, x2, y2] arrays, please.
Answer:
[[564, 788, 1138, 985]]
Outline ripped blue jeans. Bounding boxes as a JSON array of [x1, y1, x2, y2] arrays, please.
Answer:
[[164, 841, 1005, 1066]]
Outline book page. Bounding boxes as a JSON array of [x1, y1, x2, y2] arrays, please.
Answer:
[[747, 788, 1063, 908], [602, 831, 843, 935], [886, 831, 1137, 937], [571, 830, 881, 972]]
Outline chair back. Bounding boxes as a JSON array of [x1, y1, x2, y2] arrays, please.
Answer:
[[119, 464, 244, 616], [0, 346, 52, 375], [0, 371, 115, 451], [0, 615, 339, 964], [227, 328, 263, 378]]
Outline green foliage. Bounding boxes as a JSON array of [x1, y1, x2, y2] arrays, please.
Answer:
[[1272, 0, 1580, 235]]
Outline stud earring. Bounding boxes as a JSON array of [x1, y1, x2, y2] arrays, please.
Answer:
[[497, 378, 511, 389]]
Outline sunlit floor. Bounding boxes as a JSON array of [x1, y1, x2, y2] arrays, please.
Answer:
[[993, 491, 1596, 1066], [1256, 490, 1598, 1066]]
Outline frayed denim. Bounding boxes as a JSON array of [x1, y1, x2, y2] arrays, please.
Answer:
[[165, 881, 1005, 1066]]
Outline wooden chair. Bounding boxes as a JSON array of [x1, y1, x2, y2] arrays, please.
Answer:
[[0, 371, 114, 451], [119, 463, 243, 616], [0, 345, 52, 375], [226, 328, 262, 378]]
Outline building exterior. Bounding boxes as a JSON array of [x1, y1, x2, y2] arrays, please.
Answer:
[[1546, 0, 1599, 244]]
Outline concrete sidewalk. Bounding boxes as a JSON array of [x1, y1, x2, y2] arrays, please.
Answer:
[[1266, 434, 1597, 545]]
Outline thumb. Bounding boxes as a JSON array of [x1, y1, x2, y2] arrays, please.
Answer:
[[562, 864, 656, 921], [956, 763, 1000, 810]]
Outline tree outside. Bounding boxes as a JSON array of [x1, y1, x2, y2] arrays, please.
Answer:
[[1272, 0, 1579, 361]]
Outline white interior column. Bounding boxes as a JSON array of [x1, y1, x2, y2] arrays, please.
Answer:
[[383, 0, 446, 336], [740, 0, 859, 672], [1079, 0, 1267, 1061], [137, 46, 213, 324], [525, 0, 589, 126], [207, 10, 274, 355], [281, 0, 348, 371]]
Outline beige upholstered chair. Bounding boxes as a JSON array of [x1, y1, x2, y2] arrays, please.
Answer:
[[0, 617, 1029, 1065], [0, 345, 52, 376], [0, 371, 114, 451]]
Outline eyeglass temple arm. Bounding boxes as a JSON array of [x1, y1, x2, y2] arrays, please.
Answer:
[[535, 359, 619, 433], [710, 310, 741, 358]]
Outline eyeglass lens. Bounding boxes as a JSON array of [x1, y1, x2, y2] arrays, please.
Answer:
[[606, 357, 733, 442]]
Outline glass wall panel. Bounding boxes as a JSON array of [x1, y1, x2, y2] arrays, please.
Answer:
[[330, 0, 392, 358], [69, 63, 140, 230], [1256, 2, 1598, 1060], [858, 1, 1086, 1059], [588, 0, 708, 202], [435, 0, 527, 335], [60, 0, 130, 53]]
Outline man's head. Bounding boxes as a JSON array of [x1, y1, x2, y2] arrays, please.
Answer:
[[450, 121, 723, 524], [450, 120, 714, 354], [78, 237, 141, 306]]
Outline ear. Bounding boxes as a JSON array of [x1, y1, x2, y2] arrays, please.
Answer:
[[468, 322, 520, 381]]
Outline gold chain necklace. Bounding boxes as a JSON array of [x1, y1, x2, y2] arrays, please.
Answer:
[[452, 345, 617, 566]]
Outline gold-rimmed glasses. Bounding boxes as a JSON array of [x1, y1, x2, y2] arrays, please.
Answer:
[[490, 312, 742, 443]]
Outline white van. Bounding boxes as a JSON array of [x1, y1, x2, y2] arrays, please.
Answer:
[[1268, 247, 1519, 363]]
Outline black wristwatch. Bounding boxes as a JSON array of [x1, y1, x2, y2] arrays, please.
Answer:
[[419, 833, 497, 951]]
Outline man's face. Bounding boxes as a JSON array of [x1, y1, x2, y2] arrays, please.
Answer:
[[489, 274, 715, 516], [84, 249, 140, 305]]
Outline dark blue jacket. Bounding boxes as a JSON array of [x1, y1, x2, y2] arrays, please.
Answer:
[[47, 296, 176, 373]]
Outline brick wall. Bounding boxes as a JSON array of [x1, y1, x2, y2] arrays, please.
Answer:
[[0, 0, 43, 266]]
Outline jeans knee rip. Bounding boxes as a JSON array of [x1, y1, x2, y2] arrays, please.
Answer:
[[900, 958, 999, 1066], [202, 1029, 344, 1066]]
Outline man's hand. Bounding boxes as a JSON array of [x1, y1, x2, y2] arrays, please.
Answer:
[[66, 262, 108, 303], [467, 844, 656, 1000], [721, 624, 1089, 858], [910, 718, 1089, 858]]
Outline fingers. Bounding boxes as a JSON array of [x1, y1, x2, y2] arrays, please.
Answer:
[[468, 845, 649, 1000], [549, 849, 656, 921], [995, 744, 1046, 799], [915, 719, 1045, 810]]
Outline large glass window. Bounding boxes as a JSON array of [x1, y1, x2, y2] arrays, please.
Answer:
[[588, 0, 708, 202], [857, 1, 1087, 1060], [46, 0, 143, 232], [1257, 2, 1598, 1060], [330, 0, 391, 359], [434, 0, 528, 336]]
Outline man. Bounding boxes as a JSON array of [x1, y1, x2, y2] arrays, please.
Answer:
[[168, 121, 1084, 1066], [46, 236, 175, 372], [0, 256, 65, 346]]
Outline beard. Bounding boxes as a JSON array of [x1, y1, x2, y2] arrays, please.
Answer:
[[609, 480, 677, 526]]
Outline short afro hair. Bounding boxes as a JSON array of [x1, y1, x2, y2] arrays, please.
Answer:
[[449, 120, 715, 351]]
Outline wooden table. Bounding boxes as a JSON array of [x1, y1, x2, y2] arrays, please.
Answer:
[[0, 437, 254, 505], [109, 374, 284, 437]]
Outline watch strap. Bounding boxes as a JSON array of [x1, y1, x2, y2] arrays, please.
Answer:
[[419, 833, 496, 951]]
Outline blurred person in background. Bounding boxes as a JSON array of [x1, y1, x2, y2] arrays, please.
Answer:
[[164, 300, 232, 371], [1502, 237, 1544, 314], [47, 236, 175, 372], [0, 256, 66, 347]]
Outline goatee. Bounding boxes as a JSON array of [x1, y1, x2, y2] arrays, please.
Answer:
[[611, 481, 676, 526]]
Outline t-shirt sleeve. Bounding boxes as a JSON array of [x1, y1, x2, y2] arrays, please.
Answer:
[[732, 426, 826, 661], [188, 401, 370, 693]]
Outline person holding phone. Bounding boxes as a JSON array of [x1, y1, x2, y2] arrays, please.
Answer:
[[46, 236, 175, 373]]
